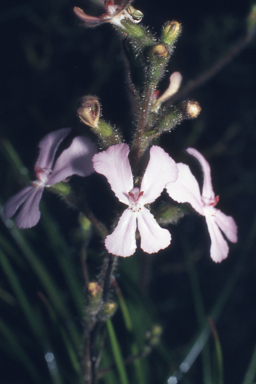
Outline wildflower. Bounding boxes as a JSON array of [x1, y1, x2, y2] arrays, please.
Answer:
[[73, 0, 142, 29], [93, 143, 178, 257], [166, 147, 238, 262], [3, 128, 97, 229]]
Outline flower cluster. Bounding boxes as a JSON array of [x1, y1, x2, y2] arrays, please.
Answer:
[[3, 0, 238, 264], [3, 134, 237, 261]]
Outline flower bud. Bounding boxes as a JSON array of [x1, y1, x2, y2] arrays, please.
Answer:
[[185, 101, 202, 119], [102, 301, 117, 318], [127, 5, 143, 22], [77, 96, 100, 128], [87, 282, 103, 316], [152, 44, 169, 58], [162, 21, 182, 47], [88, 282, 102, 300]]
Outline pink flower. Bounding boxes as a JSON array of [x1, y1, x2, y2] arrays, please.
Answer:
[[3, 128, 97, 229], [73, 0, 141, 29], [166, 147, 238, 262], [93, 143, 178, 257]]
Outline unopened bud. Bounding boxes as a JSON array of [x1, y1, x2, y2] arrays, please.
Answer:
[[88, 282, 102, 300], [103, 301, 117, 318], [162, 21, 181, 47], [152, 44, 168, 58], [87, 282, 103, 316], [77, 96, 100, 128], [127, 5, 143, 22], [185, 101, 202, 119]]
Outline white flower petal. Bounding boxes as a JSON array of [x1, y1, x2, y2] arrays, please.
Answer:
[[14, 187, 44, 229], [93, 144, 133, 205], [157, 72, 182, 103], [36, 128, 71, 170], [166, 163, 204, 215], [141, 146, 178, 205], [105, 208, 137, 257], [205, 215, 229, 262], [214, 210, 238, 243], [137, 206, 171, 254], [186, 147, 215, 201], [48, 136, 97, 185], [3, 186, 35, 220]]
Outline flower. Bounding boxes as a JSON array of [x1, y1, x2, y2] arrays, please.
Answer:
[[165, 147, 238, 262], [3, 128, 97, 229], [73, 0, 142, 29], [93, 143, 178, 257]]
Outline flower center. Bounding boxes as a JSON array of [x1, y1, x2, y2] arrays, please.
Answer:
[[33, 166, 51, 187], [128, 187, 144, 212], [105, 0, 119, 16], [202, 195, 219, 216]]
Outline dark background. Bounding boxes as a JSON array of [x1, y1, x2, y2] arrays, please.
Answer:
[[0, 0, 256, 383]]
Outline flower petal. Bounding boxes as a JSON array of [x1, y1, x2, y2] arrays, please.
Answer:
[[205, 215, 229, 262], [186, 148, 215, 201], [105, 208, 137, 257], [14, 187, 44, 229], [137, 206, 171, 254], [166, 163, 204, 215], [36, 128, 71, 171], [48, 136, 97, 185], [157, 72, 182, 103], [141, 146, 178, 205], [214, 210, 238, 243], [93, 143, 133, 205], [73, 6, 106, 27], [3, 186, 36, 220]]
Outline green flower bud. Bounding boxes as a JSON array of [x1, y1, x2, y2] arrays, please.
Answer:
[[87, 282, 103, 316], [162, 21, 182, 47], [88, 282, 102, 300], [152, 44, 169, 59], [102, 301, 117, 318]]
